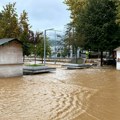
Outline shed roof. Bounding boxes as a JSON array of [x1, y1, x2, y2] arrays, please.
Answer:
[[0, 38, 22, 46]]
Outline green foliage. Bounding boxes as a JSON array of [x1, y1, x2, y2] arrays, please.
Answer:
[[0, 12, 2, 19], [64, 0, 87, 59], [36, 35, 51, 59], [0, 3, 44, 56], [64, 0, 87, 25], [0, 2, 20, 38], [0, 2, 51, 58], [0, 2, 33, 56], [65, 0, 120, 65], [61, 47, 69, 57], [19, 10, 31, 56], [65, 0, 120, 52], [76, 0, 120, 51]]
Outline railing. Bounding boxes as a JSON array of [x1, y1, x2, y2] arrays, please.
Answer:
[[24, 56, 72, 63]]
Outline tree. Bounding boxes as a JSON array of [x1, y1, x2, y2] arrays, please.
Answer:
[[64, 0, 87, 62], [0, 12, 2, 19], [64, 0, 87, 26], [77, 0, 120, 66], [0, 2, 20, 38], [0, 2, 33, 57], [64, 23, 85, 63], [36, 35, 51, 63], [19, 10, 31, 56]]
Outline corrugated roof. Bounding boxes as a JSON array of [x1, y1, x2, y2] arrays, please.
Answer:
[[0, 38, 22, 46]]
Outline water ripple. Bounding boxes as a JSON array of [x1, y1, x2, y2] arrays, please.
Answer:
[[0, 78, 96, 120]]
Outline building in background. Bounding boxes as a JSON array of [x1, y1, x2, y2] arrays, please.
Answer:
[[115, 47, 120, 70], [49, 34, 64, 58]]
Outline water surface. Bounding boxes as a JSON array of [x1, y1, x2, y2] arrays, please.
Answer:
[[0, 67, 120, 120]]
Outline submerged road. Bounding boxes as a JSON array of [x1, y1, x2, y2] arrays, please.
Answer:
[[0, 66, 120, 120]]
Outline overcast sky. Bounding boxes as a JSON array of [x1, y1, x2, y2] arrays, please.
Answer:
[[0, 0, 70, 32]]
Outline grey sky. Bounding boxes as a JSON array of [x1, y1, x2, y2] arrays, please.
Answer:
[[0, 0, 70, 32]]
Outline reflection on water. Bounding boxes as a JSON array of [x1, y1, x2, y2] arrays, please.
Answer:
[[0, 67, 120, 120]]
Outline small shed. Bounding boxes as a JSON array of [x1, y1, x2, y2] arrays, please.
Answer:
[[114, 47, 120, 70], [0, 38, 23, 77]]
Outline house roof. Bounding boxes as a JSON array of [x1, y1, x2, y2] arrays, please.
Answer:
[[114, 47, 120, 51], [0, 38, 22, 46]]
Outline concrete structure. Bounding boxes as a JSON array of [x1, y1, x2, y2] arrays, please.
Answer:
[[0, 38, 23, 77], [115, 47, 120, 70], [23, 66, 56, 75]]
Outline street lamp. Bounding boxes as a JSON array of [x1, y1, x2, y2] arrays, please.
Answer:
[[44, 28, 54, 65]]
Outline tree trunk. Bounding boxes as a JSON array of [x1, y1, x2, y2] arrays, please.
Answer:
[[100, 51, 103, 66], [23, 55, 25, 63], [34, 44, 36, 65], [42, 57, 43, 64], [75, 47, 78, 63]]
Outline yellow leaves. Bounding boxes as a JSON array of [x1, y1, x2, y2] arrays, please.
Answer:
[[64, 0, 87, 25]]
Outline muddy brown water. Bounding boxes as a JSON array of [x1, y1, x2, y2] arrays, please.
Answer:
[[0, 66, 120, 120]]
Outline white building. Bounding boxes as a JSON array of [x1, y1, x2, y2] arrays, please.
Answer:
[[115, 47, 120, 70], [0, 38, 23, 77]]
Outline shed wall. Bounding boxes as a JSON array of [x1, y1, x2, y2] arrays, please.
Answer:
[[0, 41, 23, 64], [0, 64, 23, 77], [0, 41, 23, 77]]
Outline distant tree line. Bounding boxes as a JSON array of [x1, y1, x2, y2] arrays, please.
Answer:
[[64, 0, 120, 66]]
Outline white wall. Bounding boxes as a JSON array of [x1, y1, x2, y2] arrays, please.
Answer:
[[0, 41, 23, 77], [116, 51, 120, 70], [0, 41, 23, 64], [0, 65, 23, 77]]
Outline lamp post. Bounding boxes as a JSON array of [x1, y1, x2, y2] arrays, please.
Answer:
[[44, 28, 54, 65]]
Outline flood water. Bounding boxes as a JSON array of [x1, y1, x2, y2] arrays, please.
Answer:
[[0, 66, 120, 120]]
